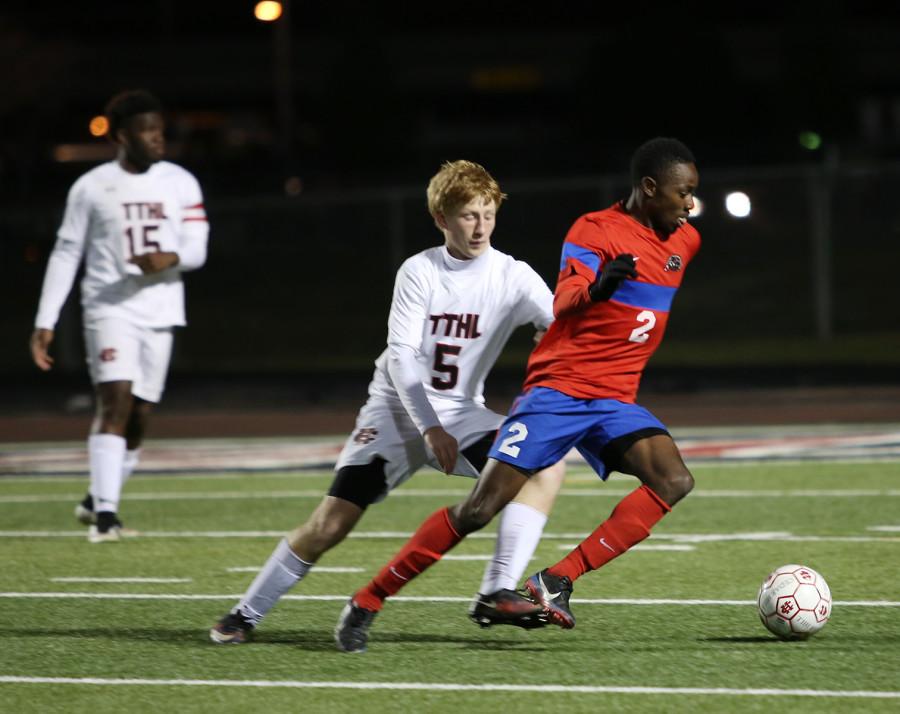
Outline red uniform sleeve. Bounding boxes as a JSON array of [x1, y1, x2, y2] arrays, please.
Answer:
[[552, 217, 605, 319]]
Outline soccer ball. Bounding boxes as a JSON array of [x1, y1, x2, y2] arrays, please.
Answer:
[[757, 564, 831, 639]]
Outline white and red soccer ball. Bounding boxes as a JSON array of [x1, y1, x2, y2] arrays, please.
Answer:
[[757, 564, 832, 639]]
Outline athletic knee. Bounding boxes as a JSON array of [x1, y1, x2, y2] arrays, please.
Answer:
[[649, 467, 694, 506], [452, 499, 497, 534]]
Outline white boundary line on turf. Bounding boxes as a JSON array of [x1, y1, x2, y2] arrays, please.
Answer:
[[2, 488, 900, 504], [227, 566, 363, 573], [2, 456, 900, 482], [50, 578, 192, 584], [0, 529, 895, 545], [0, 676, 897, 699], [1, 530, 898, 544], [1, 592, 897, 607]]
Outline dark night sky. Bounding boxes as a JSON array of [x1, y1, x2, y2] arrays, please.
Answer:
[[3, 1, 900, 197]]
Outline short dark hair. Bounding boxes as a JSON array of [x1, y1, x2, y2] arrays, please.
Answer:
[[104, 90, 163, 136], [630, 137, 696, 186]]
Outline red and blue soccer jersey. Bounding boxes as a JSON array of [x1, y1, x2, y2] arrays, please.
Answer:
[[524, 202, 701, 402]]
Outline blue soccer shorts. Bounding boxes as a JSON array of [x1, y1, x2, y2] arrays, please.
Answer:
[[487, 386, 669, 480]]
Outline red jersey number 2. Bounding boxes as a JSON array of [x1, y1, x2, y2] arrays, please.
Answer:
[[432, 343, 461, 390], [124, 225, 161, 258], [628, 310, 657, 344]]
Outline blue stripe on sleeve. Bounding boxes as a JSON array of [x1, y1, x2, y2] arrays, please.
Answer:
[[612, 281, 677, 312], [560, 242, 600, 273]]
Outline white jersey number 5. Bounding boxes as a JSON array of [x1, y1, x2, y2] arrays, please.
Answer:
[[628, 310, 657, 344]]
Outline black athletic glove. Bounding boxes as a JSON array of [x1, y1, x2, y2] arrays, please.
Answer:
[[588, 253, 638, 302]]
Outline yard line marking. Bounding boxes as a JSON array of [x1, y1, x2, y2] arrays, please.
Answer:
[[3, 488, 900, 504], [0, 530, 899, 544], [50, 577, 192, 584], [868, 525, 900, 532], [557, 544, 696, 552], [1, 592, 897, 607], [226, 566, 363, 573], [0, 676, 897, 698], [2, 455, 898, 483]]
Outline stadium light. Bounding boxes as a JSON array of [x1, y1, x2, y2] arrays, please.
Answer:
[[254, 1, 283, 21], [89, 116, 109, 137], [725, 191, 752, 218], [688, 195, 704, 218]]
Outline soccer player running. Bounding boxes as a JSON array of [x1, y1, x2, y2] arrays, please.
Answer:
[[336, 137, 700, 650], [210, 160, 564, 646], [30, 90, 209, 543]]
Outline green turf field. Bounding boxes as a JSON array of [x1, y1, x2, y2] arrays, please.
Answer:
[[1, 457, 898, 713]]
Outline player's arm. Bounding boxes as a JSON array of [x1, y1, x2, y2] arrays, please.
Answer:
[[174, 173, 209, 271], [553, 220, 637, 317], [132, 171, 210, 275], [31, 182, 89, 370], [513, 261, 555, 337], [386, 262, 457, 473]]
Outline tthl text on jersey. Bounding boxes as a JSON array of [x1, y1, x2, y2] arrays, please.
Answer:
[[429, 313, 483, 339], [122, 202, 168, 220]]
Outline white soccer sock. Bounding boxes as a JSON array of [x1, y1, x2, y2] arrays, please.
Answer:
[[237, 538, 313, 625], [89, 434, 126, 514], [478, 501, 548, 595], [122, 449, 141, 486]]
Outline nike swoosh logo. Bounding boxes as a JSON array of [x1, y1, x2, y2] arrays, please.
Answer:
[[539, 574, 561, 601], [389, 566, 409, 582], [599, 537, 615, 553]]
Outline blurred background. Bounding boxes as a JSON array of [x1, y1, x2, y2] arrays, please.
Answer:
[[3, 1, 900, 438]]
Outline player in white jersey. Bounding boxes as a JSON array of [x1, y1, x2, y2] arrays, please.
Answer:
[[29, 90, 209, 543], [210, 160, 565, 645]]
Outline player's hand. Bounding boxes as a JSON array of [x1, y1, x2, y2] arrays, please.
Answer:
[[30, 328, 55, 371], [129, 251, 180, 274], [588, 253, 638, 302], [424, 426, 459, 474]]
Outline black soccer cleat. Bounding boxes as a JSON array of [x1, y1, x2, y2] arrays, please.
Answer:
[[74, 493, 97, 525], [525, 570, 576, 629], [468, 589, 548, 629], [209, 610, 255, 645], [334, 599, 377, 653]]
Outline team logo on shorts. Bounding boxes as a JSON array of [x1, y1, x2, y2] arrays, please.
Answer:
[[99, 348, 117, 362], [664, 254, 683, 272], [353, 427, 378, 445]]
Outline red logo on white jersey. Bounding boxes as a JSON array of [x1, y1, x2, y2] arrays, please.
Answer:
[[99, 348, 117, 362]]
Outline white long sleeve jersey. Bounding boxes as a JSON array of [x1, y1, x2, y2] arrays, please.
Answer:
[[369, 245, 554, 434], [34, 160, 209, 330]]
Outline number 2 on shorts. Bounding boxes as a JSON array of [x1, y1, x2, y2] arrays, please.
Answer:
[[498, 422, 528, 458]]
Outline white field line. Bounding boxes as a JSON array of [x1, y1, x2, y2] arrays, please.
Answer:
[[0, 592, 897, 607], [226, 566, 363, 573], [0, 676, 897, 699], [3, 488, 900, 504], [1, 529, 898, 544], [2, 456, 899, 484], [557, 544, 696, 552], [869, 525, 900, 532], [50, 577, 191, 584]]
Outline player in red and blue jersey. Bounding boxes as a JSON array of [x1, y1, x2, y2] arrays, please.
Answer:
[[335, 138, 701, 650]]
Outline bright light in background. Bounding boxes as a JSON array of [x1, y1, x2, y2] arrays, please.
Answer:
[[89, 116, 108, 137], [725, 191, 752, 218], [688, 196, 704, 218], [799, 130, 822, 150], [254, 1, 283, 21]]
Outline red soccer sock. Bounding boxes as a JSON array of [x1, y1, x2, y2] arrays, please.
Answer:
[[549, 485, 671, 583], [353, 507, 463, 612]]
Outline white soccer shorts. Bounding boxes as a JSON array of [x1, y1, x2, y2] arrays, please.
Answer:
[[84, 318, 174, 403], [334, 396, 505, 503]]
